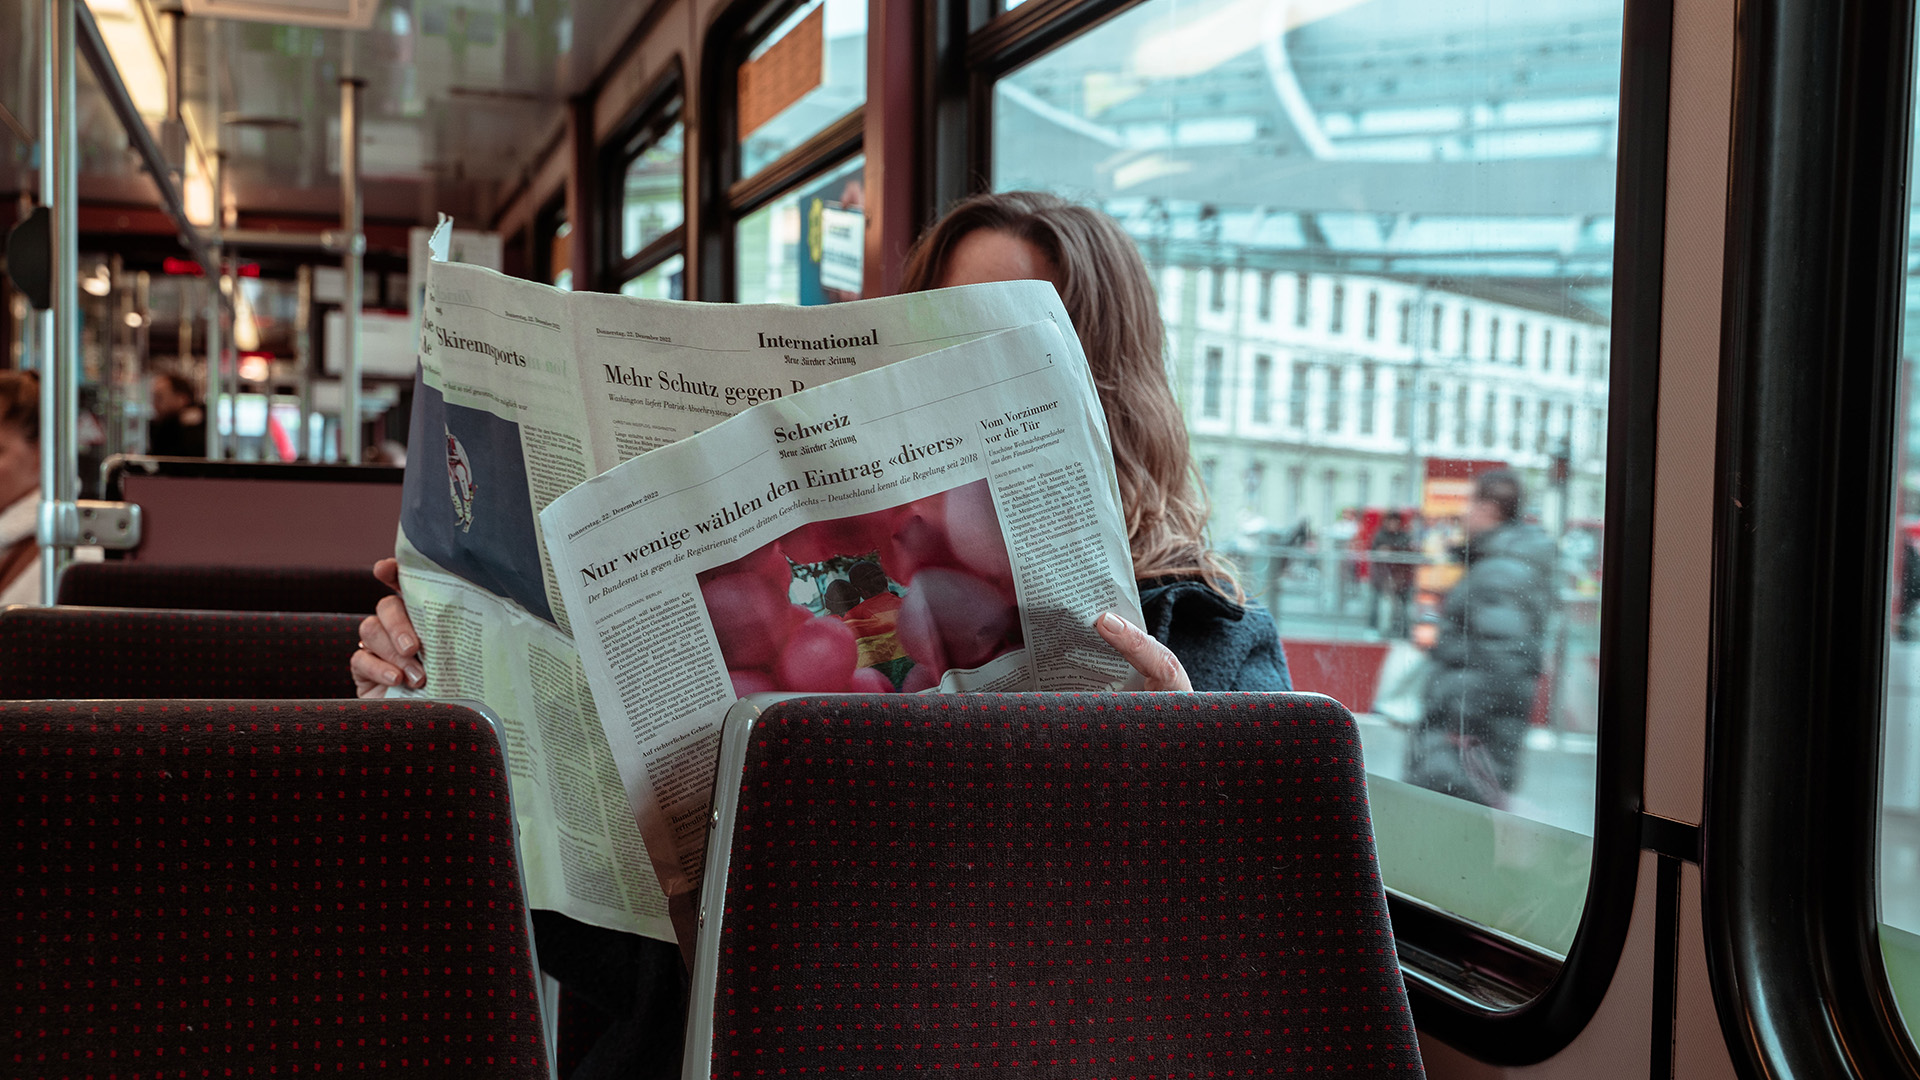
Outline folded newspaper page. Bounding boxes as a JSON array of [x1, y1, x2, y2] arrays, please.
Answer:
[[539, 318, 1144, 901], [395, 260, 1097, 939]]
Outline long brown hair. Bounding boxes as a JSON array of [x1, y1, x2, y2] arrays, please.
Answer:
[[900, 191, 1241, 600]]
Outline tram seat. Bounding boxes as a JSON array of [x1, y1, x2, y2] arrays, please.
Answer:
[[1, 698, 550, 1079], [56, 560, 391, 614], [0, 606, 359, 699], [102, 455, 404, 571], [685, 691, 1427, 1079]]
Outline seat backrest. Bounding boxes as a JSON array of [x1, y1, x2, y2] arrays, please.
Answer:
[[0, 606, 360, 699], [104, 456, 404, 570], [688, 691, 1425, 1080], [2, 698, 550, 1079], [57, 561, 391, 614]]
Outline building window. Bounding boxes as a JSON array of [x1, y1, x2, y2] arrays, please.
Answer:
[[1489, 316, 1502, 362], [1391, 472, 1408, 506], [1244, 462, 1265, 505], [1593, 407, 1607, 458], [1209, 266, 1226, 312], [1543, 327, 1555, 371], [1595, 339, 1609, 379], [1460, 309, 1473, 357], [1252, 353, 1273, 424], [1257, 270, 1274, 321], [1286, 465, 1305, 523], [1359, 363, 1377, 435], [1430, 381, 1445, 443], [1330, 283, 1346, 334], [1454, 384, 1470, 445], [1563, 403, 1576, 456], [1365, 291, 1380, 340], [1200, 458, 1218, 496], [1537, 399, 1553, 453], [1510, 396, 1525, 451], [1516, 321, 1528, 366], [1289, 360, 1310, 428], [1357, 468, 1372, 508], [1202, 346, 1224, 418], [1397, 300, 1413, 345], [1570, 333, 1582, 375], [1430, 305, 1443, 350], [1325, 365, 1345, 431], [1482, 389, 1498, 447], [1295, 274, 1311, 328], [1321, 469, 1338, 523], [1394, 374, 1413, 438]]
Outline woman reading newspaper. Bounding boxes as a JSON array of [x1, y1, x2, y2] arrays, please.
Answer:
[[350, 191, 1292, 1077]]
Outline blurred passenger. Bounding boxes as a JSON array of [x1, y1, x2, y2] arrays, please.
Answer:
[[1369, 509, 1417, 638], [148, 371, 206, 457], [0, 372, 42, 605], [1406, 470, 1557, 808]]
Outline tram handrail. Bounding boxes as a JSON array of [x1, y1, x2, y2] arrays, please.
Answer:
[[72, 0, 215, 273]]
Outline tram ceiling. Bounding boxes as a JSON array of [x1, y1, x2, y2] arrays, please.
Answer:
[[1, 0, 661, 226]]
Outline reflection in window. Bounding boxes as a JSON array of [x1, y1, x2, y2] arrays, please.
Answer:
[[737, 0, 866, 179], [735, 155, 865, 305], [992, 0, 1620, 955]]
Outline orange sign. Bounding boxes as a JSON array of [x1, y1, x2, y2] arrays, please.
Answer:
[[738, 7, 824, 138]]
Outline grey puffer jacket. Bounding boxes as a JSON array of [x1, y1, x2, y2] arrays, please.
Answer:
[[1422, 521, 1559, 724]]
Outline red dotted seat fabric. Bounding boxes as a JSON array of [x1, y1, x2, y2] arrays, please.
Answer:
[[0, 607, 359, 700], [3, 699, 549, 1079], [57, 563, 391, 616], [706, 692, 1424, 1078]]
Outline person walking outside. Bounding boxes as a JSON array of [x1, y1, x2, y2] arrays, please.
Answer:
[[1405, 470, 1557, 808]]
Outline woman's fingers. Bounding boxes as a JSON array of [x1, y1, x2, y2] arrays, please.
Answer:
[[1095, 611, 1192, 692], [350, 644, 400, 698], [359, 600, 426, 689], [373, 557, 401, 592]]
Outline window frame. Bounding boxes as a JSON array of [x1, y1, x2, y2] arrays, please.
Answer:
[[936, 0, 1670, 1062], [599, 68, 688, 295], [699, 0, 868, 302], [1703, 0, 1920, 1074]]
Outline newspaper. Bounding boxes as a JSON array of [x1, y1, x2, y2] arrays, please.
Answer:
[[395, 258, 1111, 940], [538, 318, 1143, 902]]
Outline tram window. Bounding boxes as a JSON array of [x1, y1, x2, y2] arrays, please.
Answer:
[[620, 254, 686, 301], [617, 116, 685, 261], [735, 155, 865, 305], [1880, 45, 1920, 1036], [990, 0, 1621, 958], [737, 0, 866, 180]]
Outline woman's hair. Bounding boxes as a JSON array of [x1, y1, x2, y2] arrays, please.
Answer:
[[0, 371, 39, 442], [900, 190, 1241, 600]]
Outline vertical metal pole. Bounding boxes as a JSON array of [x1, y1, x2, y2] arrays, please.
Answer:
[[339, 78, 364, 463], [205, 152, 224, 459], [294, 264, 313, 460], [38, 0, 77, 604]]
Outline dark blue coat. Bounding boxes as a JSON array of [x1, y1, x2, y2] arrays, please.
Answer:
[[1138, 577, 1293, 692]]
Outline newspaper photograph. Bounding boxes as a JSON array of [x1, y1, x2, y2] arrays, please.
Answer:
[[539, 318, 1144, 902], [392, 258, 1093, 939]]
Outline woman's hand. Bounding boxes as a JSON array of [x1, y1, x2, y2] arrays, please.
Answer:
[[1095, 611, 1192, 692], [351, 558, 427, 698]]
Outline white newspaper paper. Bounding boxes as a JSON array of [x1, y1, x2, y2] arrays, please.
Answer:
[[539, 319, 1144, 900], [396, 260, 1110, 939]]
